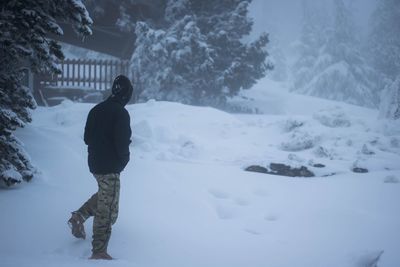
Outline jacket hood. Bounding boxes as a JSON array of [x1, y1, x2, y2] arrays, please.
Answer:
[[110, 75, 133, 106]]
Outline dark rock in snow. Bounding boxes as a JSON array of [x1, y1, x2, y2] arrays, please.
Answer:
[[269, 163, 315, 177], [245, 163, 315, 177], [245, 165, 268, 173], [352, 167, 369, 173], [312, 163, 326, 168], [321, 173, 336, 177]]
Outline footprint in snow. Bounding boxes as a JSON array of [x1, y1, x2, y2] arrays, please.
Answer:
[[233, 197, 250, 206], [215, 205, 235, 220], [244, 228, 262, 235], [264, 214, 278, 222], [209, 189, 230, 199], [253, 189, 269, 197]]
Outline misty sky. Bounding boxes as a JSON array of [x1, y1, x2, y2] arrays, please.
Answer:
[[249, 0, 377, 51]]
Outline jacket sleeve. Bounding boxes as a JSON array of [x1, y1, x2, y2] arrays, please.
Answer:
[[84, 109, 94, 145], [114, 109, 132, 171]]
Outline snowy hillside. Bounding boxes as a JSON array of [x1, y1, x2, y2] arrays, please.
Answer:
[[1, 80, 400, 267]]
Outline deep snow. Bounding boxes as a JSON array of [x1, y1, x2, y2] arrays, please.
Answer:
[[1, 79, 399, 267]]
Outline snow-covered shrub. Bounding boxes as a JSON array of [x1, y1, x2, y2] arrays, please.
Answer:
[[280, 130, 318, 152], [313, 146, 334, 159], [313, 107, 351, 128], [281, 118, 305, 133], [360, 144, 375, 155]]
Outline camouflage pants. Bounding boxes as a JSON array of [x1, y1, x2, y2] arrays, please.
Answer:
[[76, 173, 120, 253]]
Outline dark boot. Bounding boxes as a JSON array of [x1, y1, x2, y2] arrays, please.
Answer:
[[89, 251, 113, 260], [67, 212, 86, 239]]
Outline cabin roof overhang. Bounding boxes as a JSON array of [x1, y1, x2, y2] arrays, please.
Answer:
[[52, 22, 135, 60]]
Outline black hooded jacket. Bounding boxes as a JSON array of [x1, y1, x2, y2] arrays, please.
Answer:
[[84, 97, 132, 174]]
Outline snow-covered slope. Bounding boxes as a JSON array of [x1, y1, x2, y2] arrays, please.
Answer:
[[1, 79, 400, 267]]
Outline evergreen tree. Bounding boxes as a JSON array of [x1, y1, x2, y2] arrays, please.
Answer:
[[190, 0, 271, 99], [0, 0, 92, 186], [379, 76, 400, 120], [368, 0, 400, 82], [291, 0, 330, 91], [292, 0, 378, 108], [267, 33, 288, 82], [368, 0, 400, 117], [131, 0, 271, 106], [131, 16, 214, 104]]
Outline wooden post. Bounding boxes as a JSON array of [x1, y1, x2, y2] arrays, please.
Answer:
[[109, 60, 113, 89], [77, 59, 81, 88], [105, 60, 108, 90], [94, 60, 97, 90], [99, 60, 103, 90], [88, 59, 92, 88], [72, 59, 75, 87], [82, 60, 85, 88], [61, 61, 64, 86], [66, 60, 69, 86]]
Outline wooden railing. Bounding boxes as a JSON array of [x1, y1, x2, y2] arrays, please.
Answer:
[[37, 59, 130, 91]]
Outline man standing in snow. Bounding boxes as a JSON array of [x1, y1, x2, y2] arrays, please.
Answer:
[[68, 75, 133, 260]]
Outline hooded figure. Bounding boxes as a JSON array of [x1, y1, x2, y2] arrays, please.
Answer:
[[85, 75, 133, 174], [68, 75, 133, 260], [110, 75, 134, 106]]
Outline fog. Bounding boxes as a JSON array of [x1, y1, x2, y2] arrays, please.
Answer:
[[1, 1, 400, 266], [249, 0, 377, 53]]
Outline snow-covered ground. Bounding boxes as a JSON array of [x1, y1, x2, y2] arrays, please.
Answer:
[[1, 79, 400, 267]]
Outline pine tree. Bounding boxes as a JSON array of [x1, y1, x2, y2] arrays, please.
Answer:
[[379, 76, 400, 120], [131, 0, 271, 106], [368, 0, 400, 118], [191, 0, 271, 99], [0, 0, 92, 186], [268, 34, 288, 82], [292, 0, 330, 91], [368, 0, 400, 82], [131, 16, 214, 104], [292, 0, 378, 108]]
